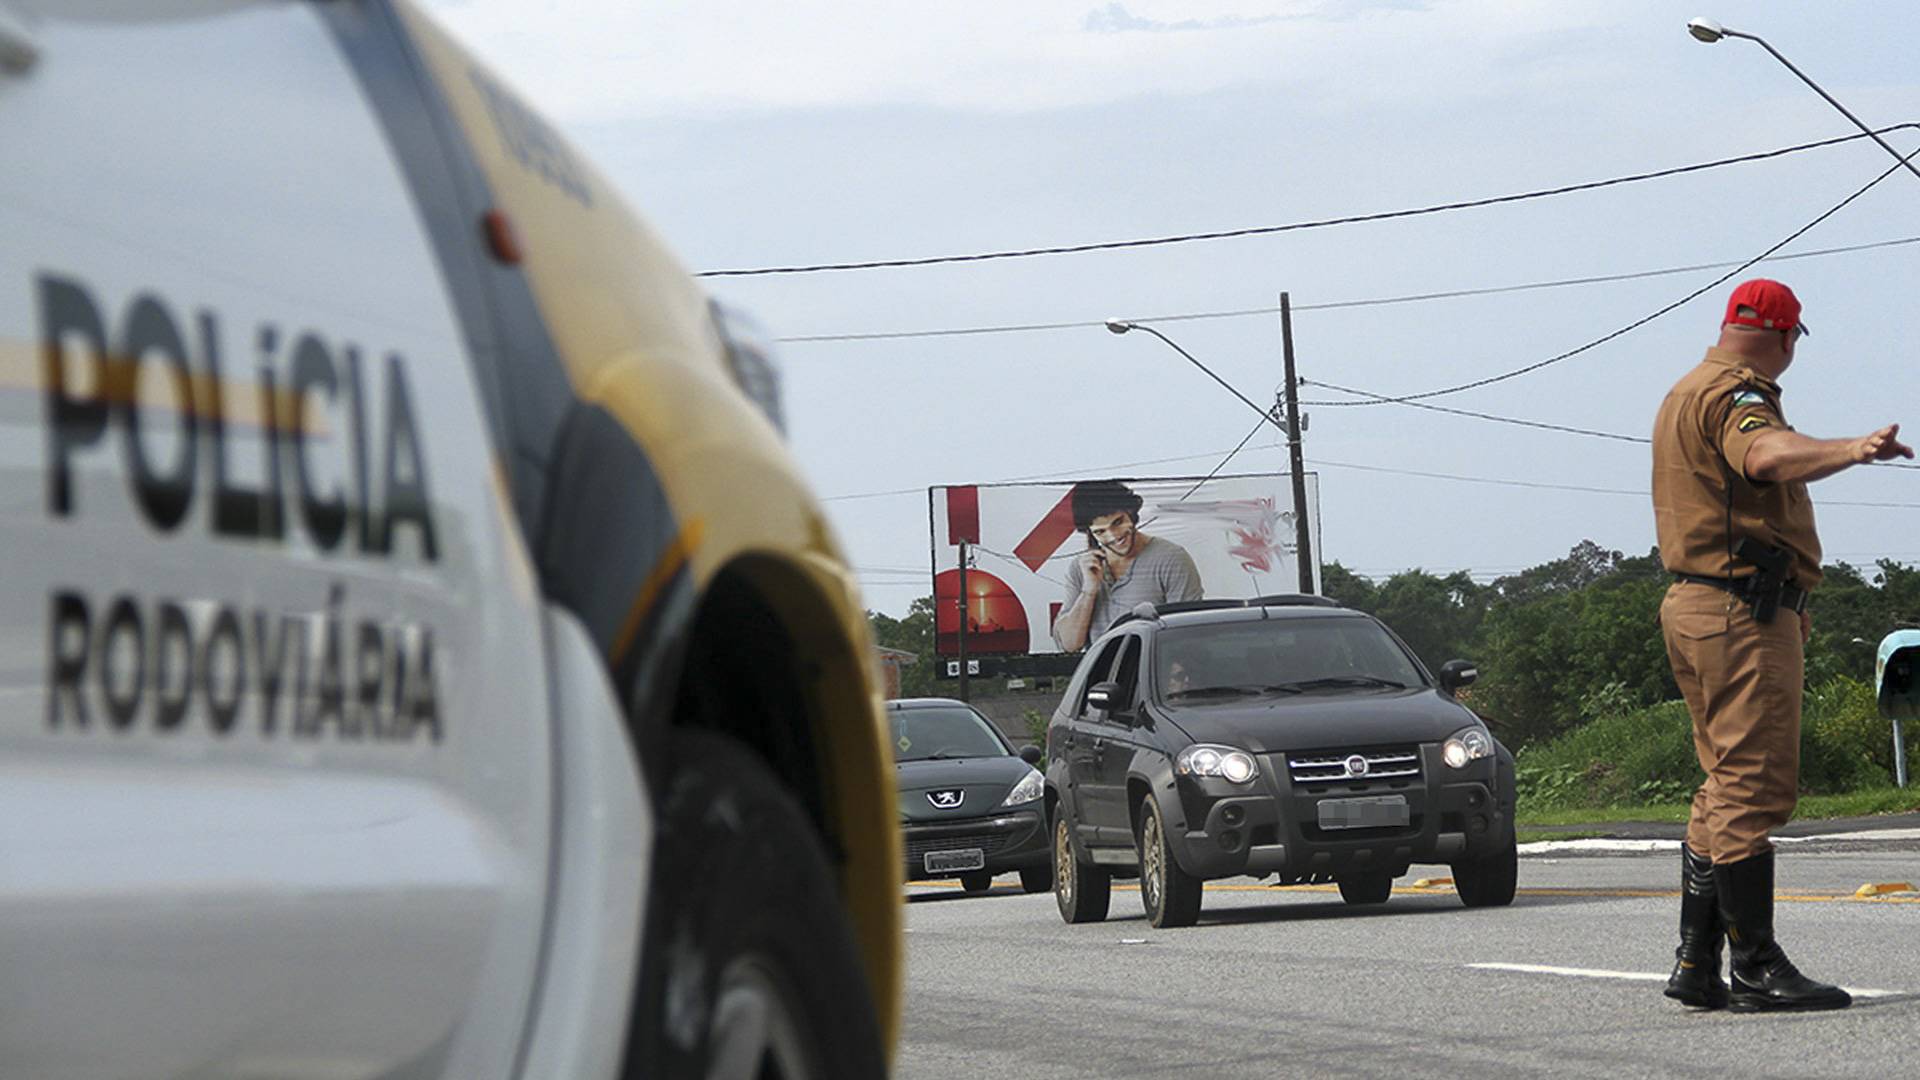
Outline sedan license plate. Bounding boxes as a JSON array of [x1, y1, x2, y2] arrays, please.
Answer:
[[1317, 795, 1409, 830], [924, 848, 986, 874]]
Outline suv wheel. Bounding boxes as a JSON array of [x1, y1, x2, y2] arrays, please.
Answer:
[[960, 871, 994, 894], [1137, 794, 1203, 928], [1053, 808, 1110, 923], [1336, 871, 1394, 905], [1453, 817, 1519, 908]]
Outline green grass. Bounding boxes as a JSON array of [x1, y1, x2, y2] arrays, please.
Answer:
[[1515, 785, 1920, 829]]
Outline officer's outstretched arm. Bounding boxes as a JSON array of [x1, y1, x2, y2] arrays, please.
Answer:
[[1745, 423, 1913, 484]]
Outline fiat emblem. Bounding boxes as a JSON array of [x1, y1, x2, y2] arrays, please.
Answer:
[[1343, 755, 1370, 777]]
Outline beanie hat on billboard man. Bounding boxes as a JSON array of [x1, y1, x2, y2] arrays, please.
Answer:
[[1723, 278, 1809, 336]]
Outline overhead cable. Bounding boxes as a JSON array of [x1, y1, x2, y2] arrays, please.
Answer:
[[1301, 146, 1920, 407], [775, 234, 1920, 345], [699, 127, 1918, 278]]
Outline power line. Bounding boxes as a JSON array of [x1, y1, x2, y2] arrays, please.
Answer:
[[1301, 146, 1920, 407], [774, 234, 1920, 344], [1178, 414, 1272, 501], [698, 127, 1917, 278]]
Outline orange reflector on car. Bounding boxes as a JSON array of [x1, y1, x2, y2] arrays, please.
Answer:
[[483, 208, 522, 265]]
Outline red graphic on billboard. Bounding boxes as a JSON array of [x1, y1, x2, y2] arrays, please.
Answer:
[[934, 568, 1029, 655], [946, 485, 980, 545], [1012, 489, 1077, 572]]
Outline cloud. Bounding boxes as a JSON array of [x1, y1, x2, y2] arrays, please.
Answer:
[[1082, 3, 1288, 34], [420, 0, 1599, 120], [1083, 0, 1432, 34]]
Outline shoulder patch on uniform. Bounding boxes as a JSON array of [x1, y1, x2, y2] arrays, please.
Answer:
[[1732, 390, 1767, 406], [1738, 415, 1772, 433]]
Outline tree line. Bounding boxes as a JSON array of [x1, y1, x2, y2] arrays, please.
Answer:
[[867, 540, 1920, 748]]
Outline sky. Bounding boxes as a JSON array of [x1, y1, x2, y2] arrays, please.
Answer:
[[425, 0, 1920, 617]]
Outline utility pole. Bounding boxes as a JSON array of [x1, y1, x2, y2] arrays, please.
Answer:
[[955, 540, 970, 702], [1280, 292, 1315, 593]]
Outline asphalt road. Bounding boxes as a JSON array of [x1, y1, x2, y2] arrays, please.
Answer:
[[896, 832, 1920, 1079]]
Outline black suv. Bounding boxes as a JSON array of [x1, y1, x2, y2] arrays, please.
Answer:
[[1045, 595, 1516, 927]]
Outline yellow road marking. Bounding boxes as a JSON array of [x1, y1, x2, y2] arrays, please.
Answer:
[[910, 881, 1920, 903]]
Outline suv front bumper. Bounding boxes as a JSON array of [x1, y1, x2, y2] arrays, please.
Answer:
[[1167, 744, 1507, 880]]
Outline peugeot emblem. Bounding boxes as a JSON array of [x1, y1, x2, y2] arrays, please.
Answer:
[[1343, 755, 1370, 778], [928, 789, 965, 809]]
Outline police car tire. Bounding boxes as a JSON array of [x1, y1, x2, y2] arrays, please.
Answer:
[[626, 729, 886, 1080], [1453, 819, 1519, 908]]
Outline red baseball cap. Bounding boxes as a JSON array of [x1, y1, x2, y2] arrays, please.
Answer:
[[1723, 278, 1809, 336]]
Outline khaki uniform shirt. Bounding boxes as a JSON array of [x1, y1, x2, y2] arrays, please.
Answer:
[[1652, 347, 1822, 589]]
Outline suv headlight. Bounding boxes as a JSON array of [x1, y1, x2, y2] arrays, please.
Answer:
[[1442, 726, 1494, 769], [1176, 744, 1259, 784], [1001, 768, 1044, 807]]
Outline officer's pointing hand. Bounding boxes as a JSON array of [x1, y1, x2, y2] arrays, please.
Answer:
[[1853, 424, 1914, 463]]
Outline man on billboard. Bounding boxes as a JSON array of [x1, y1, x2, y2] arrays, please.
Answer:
[[1051, 480, 1203, 651]]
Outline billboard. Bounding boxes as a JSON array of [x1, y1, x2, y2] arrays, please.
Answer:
[[929, 473, 1321, 656]]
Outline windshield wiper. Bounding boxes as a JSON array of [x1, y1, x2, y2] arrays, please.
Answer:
[[1270, 675, 1408, 692], [1166, 685, 1262, 700]]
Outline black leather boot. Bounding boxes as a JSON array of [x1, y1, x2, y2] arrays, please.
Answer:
[[1714, 851, 1852, 1012], [1663, 846, 1728, 1008]]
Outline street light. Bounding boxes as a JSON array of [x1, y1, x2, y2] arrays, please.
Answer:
[[1687, 17, 1920, 183], [1102, 314, 1317, 593]]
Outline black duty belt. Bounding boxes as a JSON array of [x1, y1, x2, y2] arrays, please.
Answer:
[[1673, 573, 1810, 615]]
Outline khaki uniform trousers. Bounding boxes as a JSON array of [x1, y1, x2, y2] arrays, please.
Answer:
[[1660, 581, 1802, 864]]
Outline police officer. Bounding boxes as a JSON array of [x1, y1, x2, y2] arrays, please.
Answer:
[[1652, 279, 1912, 1012]]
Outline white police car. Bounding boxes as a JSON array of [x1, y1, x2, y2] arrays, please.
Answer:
[[0, 3, 899, 1076]]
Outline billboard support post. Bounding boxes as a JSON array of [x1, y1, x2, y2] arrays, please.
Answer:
[[1280, 292, 1315, 593], [956, 540, 970, 701]]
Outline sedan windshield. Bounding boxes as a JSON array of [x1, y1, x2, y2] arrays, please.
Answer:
[[890, 705, 1011, 762], [1156, 617, 1425, 701]]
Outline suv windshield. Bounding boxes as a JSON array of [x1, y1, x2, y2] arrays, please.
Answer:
[[890, 705, 1011, 762], [1156, 617, 1425, 701]]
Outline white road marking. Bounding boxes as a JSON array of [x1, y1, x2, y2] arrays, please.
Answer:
[[1521, 828, 1920, 857], [1468, 962, 1903, 998]]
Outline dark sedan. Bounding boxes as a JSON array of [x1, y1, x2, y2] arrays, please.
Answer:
[[890, 698, 1052, 894]]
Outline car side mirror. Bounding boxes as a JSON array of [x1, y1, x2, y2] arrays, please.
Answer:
[[1438, 659, 1478, 692], [1086, 681, 1119, 712], [1018, 744, 1043, 765]]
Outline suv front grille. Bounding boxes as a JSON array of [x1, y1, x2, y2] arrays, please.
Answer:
[[1288, 747, 1422, 785]]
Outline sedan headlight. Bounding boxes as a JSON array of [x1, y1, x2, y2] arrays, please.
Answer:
[[1000, 768, 1044, 807], [1176, 744, 1259, 784], [1442, 725, 1494, 769]]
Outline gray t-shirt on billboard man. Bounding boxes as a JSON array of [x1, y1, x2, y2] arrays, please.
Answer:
[[1052, 536, 1203, 650]]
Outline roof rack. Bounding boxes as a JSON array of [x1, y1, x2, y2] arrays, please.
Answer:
[[1108, 595, 1344, 631], [1150, 599, 1251, 617], [1247, 594, 1343, 609]]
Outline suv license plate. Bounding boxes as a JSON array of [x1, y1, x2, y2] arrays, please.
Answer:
[[925, 848, 986, 874], [1317, 795, 1410, 830]]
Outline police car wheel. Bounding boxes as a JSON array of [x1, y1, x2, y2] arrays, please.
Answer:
[[1453, 819, 1519, 908], [627, 729, 886, 1080], [960, 871, 994, 894]]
